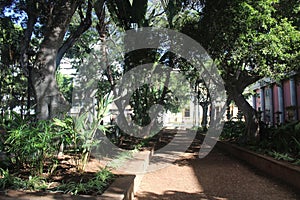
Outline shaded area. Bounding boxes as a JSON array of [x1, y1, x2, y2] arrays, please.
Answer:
[[135, 130, 300, 200], [107, 128, 177, 150], [0, 156, 114, 199], [134, 190, 210, 200]]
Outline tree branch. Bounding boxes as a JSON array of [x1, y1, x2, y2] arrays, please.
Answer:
[[56, 0, 93, 67], [19, 0, 38, 75]]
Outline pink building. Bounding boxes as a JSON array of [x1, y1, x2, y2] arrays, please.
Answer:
[[251, 73, 300, 126]]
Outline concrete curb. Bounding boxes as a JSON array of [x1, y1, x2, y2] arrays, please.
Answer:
[[101, 175, 135, 200], [216, 140, 300, 190], [115, 149, 153, 195]]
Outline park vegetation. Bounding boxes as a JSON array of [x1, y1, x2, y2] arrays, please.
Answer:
[[0, 0, 299, 194]]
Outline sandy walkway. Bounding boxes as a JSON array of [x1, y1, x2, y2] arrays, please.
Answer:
[[135, 148, 300, 200]]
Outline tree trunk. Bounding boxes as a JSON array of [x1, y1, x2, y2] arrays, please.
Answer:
[[200, 102, 209, 130], [31, 1, 79, 120], [229, 88, 260, 142], [31, 49, 70, 120]]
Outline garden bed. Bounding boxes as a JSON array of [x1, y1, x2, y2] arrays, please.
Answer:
[[0, 128, 169, 199], [0, 154, 136, 200], [0, 125, 181, 199], [0, 174, 135, 200]]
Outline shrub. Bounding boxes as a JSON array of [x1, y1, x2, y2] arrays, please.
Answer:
[[257, 122, 300, 164], [220, 120, 246, 141], [53, 112, 107, 171], [5, 120, 58, 175], [0, 168, 26, 190], [267, 122, 300, 154], [55, 168, 114, 195], [0, 168, 47, 191]]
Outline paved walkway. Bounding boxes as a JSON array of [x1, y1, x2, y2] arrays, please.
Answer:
[[135, 148, 300, 200]]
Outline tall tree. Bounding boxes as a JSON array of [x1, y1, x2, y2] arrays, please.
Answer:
[[3, 0, 106, 119], [30, 1, 79, 119], [194, 0, 300, 140], [104, 0, 194, 136]]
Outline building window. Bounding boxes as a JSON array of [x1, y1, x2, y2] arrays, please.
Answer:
[[184, 108, 190, 117]]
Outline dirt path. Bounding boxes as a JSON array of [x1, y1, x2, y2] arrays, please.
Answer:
[[135, 148, 300, 200]]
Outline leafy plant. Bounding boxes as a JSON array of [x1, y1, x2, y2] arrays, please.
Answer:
[[53, 96, 112, 171], [74, 112, 103, 171], [245, 122, 300, 165], [292, 136, 300, 154], [0, 168, 49, 191], [0, 168, 26, 190], [270, 122, 300, 154], [24, 176, 48, 191], [220, 120, 246, 141], [52, 115, 78, 154], [56, 72, 73, 103], [77, 96, 112, 171], [293, 159, 300, 165], [55, 168, 114, 195], [267, 151, 295, 162], [0, 111, 27, 131], [5, 120, 58, 175]]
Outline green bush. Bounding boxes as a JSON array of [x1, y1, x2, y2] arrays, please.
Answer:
[[0, 97, 114, 192], [53, 112, 107, 171], [1, 111, 102, 175], [0, 168, 26, 190], [220, 119, 300, 165], [0, 167, 114, 193], [0, 111, 28, 131], [260, 122, 300, 158], [0, 168, 47, 191], [52, 115, 79, 153], [220, 120, 246, 141], [5, 120, 59, 175], [55, 168, 114, 195], [257, 122, 300, 164]]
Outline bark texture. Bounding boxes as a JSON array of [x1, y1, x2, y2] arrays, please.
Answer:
[[225, 76, 260, 142], [31, 1, 79, 119]]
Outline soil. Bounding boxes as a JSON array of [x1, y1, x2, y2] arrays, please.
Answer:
[[49, 155, 106, 184]]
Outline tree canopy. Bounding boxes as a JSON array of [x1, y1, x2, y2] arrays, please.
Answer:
[[176, 0, 300, 139], [1, 0, 300, 141]]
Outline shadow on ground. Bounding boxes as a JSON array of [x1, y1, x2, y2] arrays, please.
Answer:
[[136, 190, 222, 200], [135, 130, 300, 200]]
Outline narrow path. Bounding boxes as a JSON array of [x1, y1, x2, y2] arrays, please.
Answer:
[[135, 143, 300, 200]]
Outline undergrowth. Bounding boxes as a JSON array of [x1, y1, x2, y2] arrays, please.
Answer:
[[0, 167, 114, 195], [220, 120, 300, 165]]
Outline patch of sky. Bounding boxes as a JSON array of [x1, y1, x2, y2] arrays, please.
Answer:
[[3, 3, 27, 27]]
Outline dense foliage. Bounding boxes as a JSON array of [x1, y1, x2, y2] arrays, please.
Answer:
[[221, 120, 300, 165], [177, 0, 300, 140], [0, 109, 114, 193], [1, 1, 300, 194]]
